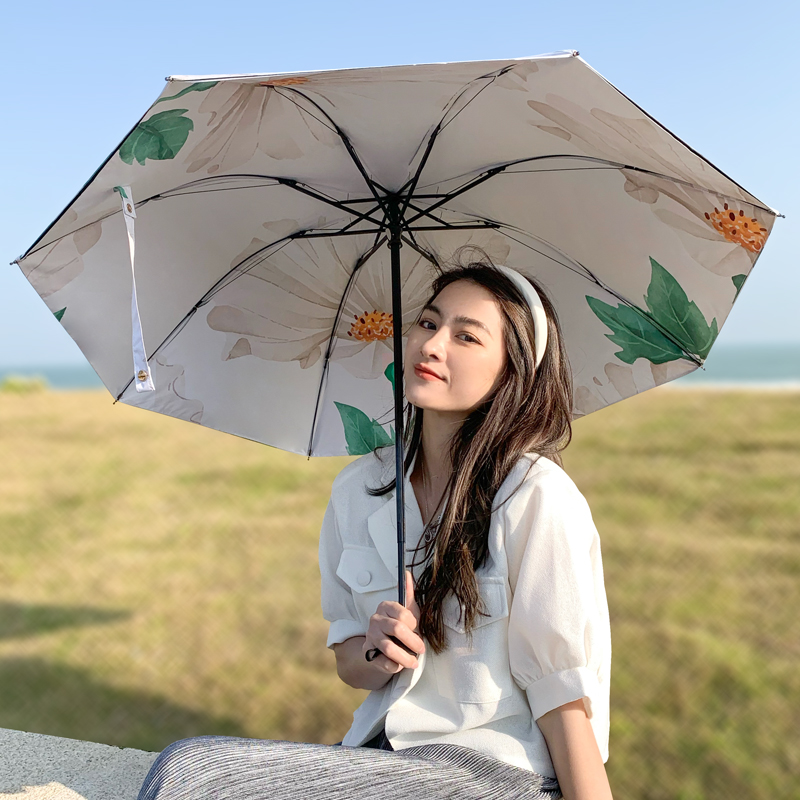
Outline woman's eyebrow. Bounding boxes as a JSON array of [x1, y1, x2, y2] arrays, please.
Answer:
[[424, 303, 492, 337]]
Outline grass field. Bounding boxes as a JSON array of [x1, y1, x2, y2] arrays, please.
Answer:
[[0, 385, 798, 800]]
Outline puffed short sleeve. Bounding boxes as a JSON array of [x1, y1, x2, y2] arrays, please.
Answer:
[[318, 494, 368, 649], [503, 465, 611, 726]]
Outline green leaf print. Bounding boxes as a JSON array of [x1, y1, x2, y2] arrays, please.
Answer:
[[586, 256, 718, 365], [53, 307, 66, 322], [585, 296, 685, 365], [154, 81, 219, 104], [732, 274, 747, 301], [119, 109, 194, 166], [384, 361, 395, 392], [112, 185, 128, 199], [334, 401, 394, 456], [643, 257, 718, 360]]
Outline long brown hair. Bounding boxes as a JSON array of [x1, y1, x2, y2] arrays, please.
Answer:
[[366, 248, 575, 653]]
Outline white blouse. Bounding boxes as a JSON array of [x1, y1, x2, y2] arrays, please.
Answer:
[[318, 444, 611, 778]]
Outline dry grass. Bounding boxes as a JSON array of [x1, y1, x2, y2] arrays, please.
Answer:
[[0, 385, 798, 799]]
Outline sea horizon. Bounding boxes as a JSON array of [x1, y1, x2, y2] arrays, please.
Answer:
[[1, 342, 799, 391]]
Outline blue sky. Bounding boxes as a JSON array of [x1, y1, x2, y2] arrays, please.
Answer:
[[2, 0, 796, 366]]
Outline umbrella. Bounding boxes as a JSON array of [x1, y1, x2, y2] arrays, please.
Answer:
[[13, 50, 781, 609]]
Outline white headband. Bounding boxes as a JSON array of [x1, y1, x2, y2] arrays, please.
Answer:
[[494, 265, 548, 369]]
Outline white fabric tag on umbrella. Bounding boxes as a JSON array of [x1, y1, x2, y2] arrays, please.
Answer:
[[114, 185, 155, 393]]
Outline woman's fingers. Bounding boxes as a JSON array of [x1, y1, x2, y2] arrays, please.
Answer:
[[376, 597, 424, 641], [366, 617, 424, 670], [364, 623, 419, 670], [405, 569, 421, 622], [373, 604, 425, 654], [367, 649, 405, 674], [364, 572, 426, 672], [372, 631, 420, 669], [381, 616, 425, 657], [362, 634, 412, 672]]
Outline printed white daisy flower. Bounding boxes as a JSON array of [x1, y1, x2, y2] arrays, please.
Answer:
[[205, 231, 436, 380], [527, 93, 772, 276]]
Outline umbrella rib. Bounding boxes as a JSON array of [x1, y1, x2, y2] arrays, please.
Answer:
[[18, 175, 384, 259], [400, 232, 441, 269], [406, 223, 500, 232], [291, 229, 386, 239], [436, 68, 507, 135], [397, 196, 463, 227], [291, 222, 497, 238], [506, 158, 777, 213], [397, 123, 441, 220], [398, 65, 512, 220], [507, 166, 622, 175], [404, 197, 708, 368], [200, 218, 391, 301], [493, 225, 704, 367], [274, 86, 389, 214], [157, 172, 387, 226], [405, 167, 506, 224], [405, 201, 601, 282], [417, 154, 778, 216], [409, 159, 628, 228], [16, 102, 158, 260], [307, 202, 385, 237], [265, 87, 340, 137], [398, 64, 514, 191], [201, 241, 313, 304], [586, 62, 780, 215], [157, 173, 386, 227], [275, 179, 385, 227], [112, 236, 296, 401], [305, 233, 388, 457]]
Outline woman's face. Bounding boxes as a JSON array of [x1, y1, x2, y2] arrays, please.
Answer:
[[404, 279, 507, 416]]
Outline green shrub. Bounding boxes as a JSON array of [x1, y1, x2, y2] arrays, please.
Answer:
[[0, 374, 48, 393]]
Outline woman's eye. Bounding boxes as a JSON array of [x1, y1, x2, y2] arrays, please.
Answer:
[[419, 319, 477, 343]]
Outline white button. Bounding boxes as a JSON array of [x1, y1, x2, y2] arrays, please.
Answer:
[[357, 570, 372, 587]]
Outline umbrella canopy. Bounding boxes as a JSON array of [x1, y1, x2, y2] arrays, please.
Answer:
[[14, 50, 780, 603]]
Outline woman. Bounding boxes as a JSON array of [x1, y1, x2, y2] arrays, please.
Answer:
[[137, 252, 613, 800]]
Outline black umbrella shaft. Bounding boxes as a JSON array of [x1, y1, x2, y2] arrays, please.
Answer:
[[388, 198, 407, 609]]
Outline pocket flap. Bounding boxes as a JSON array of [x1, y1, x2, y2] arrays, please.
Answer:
[[336, 546, 397, 594], [442, 578, 509, 633]]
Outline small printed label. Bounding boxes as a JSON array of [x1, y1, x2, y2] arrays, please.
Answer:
[[115, 185, 136, 218]]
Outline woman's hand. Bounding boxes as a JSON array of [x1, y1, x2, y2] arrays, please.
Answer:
[[363, 570, 425, 673], [332, 571, 425, 691]]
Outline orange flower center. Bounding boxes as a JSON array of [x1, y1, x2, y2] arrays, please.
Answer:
[[704, 203, 768, 253], [347, 310, 393, 342], [258, 77, 310, 87]]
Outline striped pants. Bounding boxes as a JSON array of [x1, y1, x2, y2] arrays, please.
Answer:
[[136, 732, 563, 799]]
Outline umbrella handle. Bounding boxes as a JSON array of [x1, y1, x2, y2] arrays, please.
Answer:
[[365, 636, 418, 662]]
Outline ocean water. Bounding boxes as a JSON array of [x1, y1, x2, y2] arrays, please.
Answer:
[[672, 342, 800, 387], [0, 363, 104, 390], [1, 343, 799, 390]]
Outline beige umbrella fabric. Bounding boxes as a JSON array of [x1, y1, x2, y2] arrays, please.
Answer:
[[14, 50, 780, 460]]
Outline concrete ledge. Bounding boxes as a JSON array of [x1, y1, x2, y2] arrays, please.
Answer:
[[0, 729, 158, 800]]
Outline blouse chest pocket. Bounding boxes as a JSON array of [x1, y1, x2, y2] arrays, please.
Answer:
[[432, 576, 513, 705], [336, 545, 398, 623]]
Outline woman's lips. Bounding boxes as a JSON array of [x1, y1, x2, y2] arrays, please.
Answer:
[[414, 366, 443, 381]]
